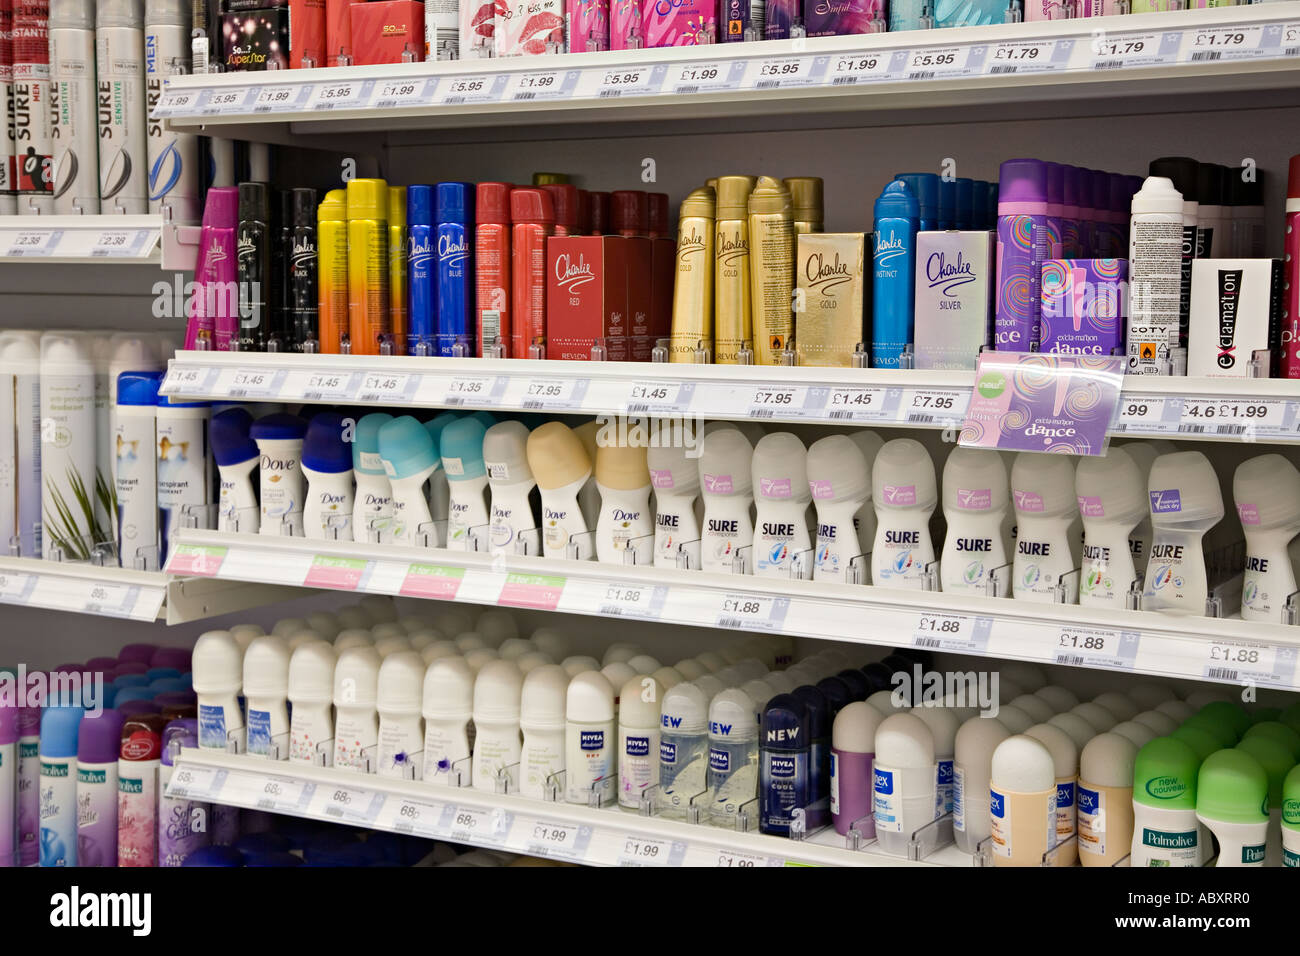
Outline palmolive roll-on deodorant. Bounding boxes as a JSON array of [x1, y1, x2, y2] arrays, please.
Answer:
[[1282, 764, 1300, 866], [1197, 748, 1270, 867], [941, 447, 1010, 594], [1130, 736, 1204, 866], [1234, 454, 1300, 623], [1143, 451, 1223, 615], [872, 439, 937, 590], [807, 435, 870, 584], [1235, 735, 1291, 867], [752, 433, 811, 578]]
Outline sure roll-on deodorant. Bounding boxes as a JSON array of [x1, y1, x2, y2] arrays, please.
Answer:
[[807, 435, 870, 584], [1076, 447, 1146, 608], [1143, 451, 1223, 615], [1234, 454, 1300, 624], [698, 426, 756, 574], [872, 439, 937, 590], [941, 448, 1010, 594], [752, 433, 811, 578], [1011, 453, 1079, 603]]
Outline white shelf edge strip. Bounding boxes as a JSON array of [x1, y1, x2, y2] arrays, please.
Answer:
[[168, 749, 958, 867], [0, 558, 167, 622], [165, 530, 1300, 691], [0, 216, 163, 262]]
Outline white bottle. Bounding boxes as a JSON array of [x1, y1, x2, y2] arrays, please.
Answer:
[[595, 428, 653, 565], [914, 706, 958, 816], [441, 416, 491, 552], [472, 660, 523, 793], [40, 333, 102, 560], [376, 652, 426, 779], [113, 373, 160, 570], [484, 420, 540, 556], [1234, 454, 1300, 624], [871, 439, 937, 590], [941, 447, 1010, 594], [1076, 447, 1146, 608], [0, 332, 42, 557], [1143, 451, 1223, 615], [1078, 732, 1137, 866], [378, 416, 440, 546], [155, 394, 210, 561], [698, 427, 756, 574], [96, 0, 149, 214], [619, 675, 664, 811], [849, 430, 883, 560], [1115, 441, 1169, 566], [422, 657, 474, 786], [1024, 722, 1079, 866], [49, 0, 100, 215], [1127, 176, 1186, 375], [251, 414, 307, 538], [566, 671, 617, 806], [332, 647, 381, 774], [210, 408, 259, 533], [519, 664, 568, 799], [806, 435, 870, 584], [749, 432, 811, 578], [561, 655, 599, 679], [706, 688, 758, 825], [873, 713, 936, 856], [647, 441, 703, 570], [952, 714, 1010, 854], [192, 630, 244, 753], [288, 641, 336, 767], [658, 681, 710, 820], [1011, 453, 1080, 603], [144, 0, 199, 223], [301, 412, 354, 542], [526, 421, 594, 560], [353, 413, 395, 542], [989, 735, 1057, 867], [242, 636, 290, 761], [425, 413, 456, 542]]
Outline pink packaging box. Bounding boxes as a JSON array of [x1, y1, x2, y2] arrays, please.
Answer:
[[642, 0, 717, 46], [495, 0, 564, 56], [567, 0, 610, 51]]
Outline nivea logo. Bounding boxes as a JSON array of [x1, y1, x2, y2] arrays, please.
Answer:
[[580, 730, 604, 751], [709, 748, 730, 773], [554, 252, 596, 291], [769, 756, 796, 778], [625, 735, 649, 757], [1057, 781, 1075, 808], [926, 251, 977, 296], [989, 790, 1004, 817], [874, 768, 894, 794], [1149, 489, 1182, 514], [659, 741, 677, 764]]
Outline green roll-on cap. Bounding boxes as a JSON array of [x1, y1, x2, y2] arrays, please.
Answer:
[[1250, 707, 1281, 725], [1280, 703, 1300, 736], [1171, 725, 1220, 762], [1234, 736, 1292, 808], [1283, 765, 1300, 833], [1196, 749, 1269, 823], [1133, 736, 1199, 810], [1180, 714, 1237, 749], [1242, 721, 1300, 761], [1196, 700, 1251, 741]]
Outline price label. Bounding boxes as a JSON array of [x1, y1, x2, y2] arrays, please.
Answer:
[[155, 89, 198, 115], [1116, 394, 1173, 431], [287, 368, 353, 402], [357, 371, 418, 403], [514, 377, 589, 411], [1090, 31, 1181, 70], [166, 765, 221, 800], [439, 803, 512, 844], [316, 783, 383, 823], [0, 570, 35, 603], [252, 86, 298, 113], [203, 87, 250, 114], [89, 230, 142, 257], [618, 835, 678, 867], [444, 375, 500, 407], [986, 39, 1068, 75], [715, 848, 769, 867], [1202, 640, 1296, 687], [1178, 398, 1285, 436], [166, 366, 206, 390], [1183, 24, 1266, 62], [715, 593, 789, 632], [307, 80, 373, 111], [913, 613, 992, 653], [899, 388, 965, 424], [825, 52, 894, 85], [826, 386, 887, 421], [580, 64, 667, 99], [501, 69, 578, 102], [598, 583, 667, 620], [6, 230, 55, 256], [525, 819, 583, 858], [165, 544, 228, 577], [377, 795, 444, 836], [1284, 21, 1300, 55], [219, 367, 279, 399], [80, 581, 135, 616], [904, 46, 976, 79], [438, 74, 506, 104], [371, 78, 434, 109], [241, 774, 310, 811], [624, 380, 693, 415], [1055, 626, 1140, 671], [748, 384, 829, 420], [749, 55, 819, 89], [670, 59, 747, 94]]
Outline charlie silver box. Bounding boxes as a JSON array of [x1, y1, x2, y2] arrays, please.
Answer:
[[913, 231, 994, 370]]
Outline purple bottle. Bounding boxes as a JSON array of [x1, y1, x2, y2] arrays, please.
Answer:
[[995, 159, 1052, 350], [118, 643, 159, 666], [16, 699, 40, 865], [0, 696, 16, 867], [151, 647, 193, 672], [76, 708, 125, 867], [765, 0, 801, 39], [1060, 166, 1084, 258], [158, 719, 212, 867], [188, 187, 240, 352], [1101, 173, 1132, 259], [1044, 162, 1065, 260], [830, 703, 878, 838]]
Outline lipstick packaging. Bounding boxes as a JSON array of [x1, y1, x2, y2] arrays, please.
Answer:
[[912, 230, 994, 370], [1038, 258, 1127, 358], [795, 233, 864, 367], [351, 0, 425, 63], [546, 236, 630, 360], [495, 0, 564, 56]]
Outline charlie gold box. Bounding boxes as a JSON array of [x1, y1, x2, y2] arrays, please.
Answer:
[[795, 233, 864, 367]]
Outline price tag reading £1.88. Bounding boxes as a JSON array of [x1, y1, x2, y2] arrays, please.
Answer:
[[715, 593, 789, 632]]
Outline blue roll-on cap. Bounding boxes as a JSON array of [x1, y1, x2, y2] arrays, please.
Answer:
[[436, 181, 475, 224], [377, 415, 439, 481], [761, 693, 809, 749], [302, 411, 353, 475], [117, 371, 164, 406], [158, 392, 210, 408], [113, 674, 149, 691], [408, 184, 435, 225], [210, 407, 258, 467], [954, 177, 974, 230], [470, 410, 496, 430], [353, 413, 394, 474], [971, 181, 993, 230], [892, 173, 936, 223], [235, 832, 292, 855], [180, 673, 193, 689], [937, 177, 956, 228], [859, 662, 893, 693], [891, 646, 933, 667], [147, 667, 181, 681], [791, 685, 829, 739], [148, 678, 188, 694], [182, 845, 245, 867], [39, 706, 85, 757], [424, 411, 457, 456], [876, 179, 919, 222], [245, 851, 303, 867], [439, 416, 488, 481], [250, 413, 307, 442], [835, 668, 870, 700], [112, 687, 154, 708], [815, 676, 852, 717]]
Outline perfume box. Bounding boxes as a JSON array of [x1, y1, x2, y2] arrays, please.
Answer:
[[546, 236, 630, 361], [325, 0, 360, 66], [567, 0, 610, 51], [644, 0, 718, 45], [795, 233, 865, 368], [624, 236, 653, 361], [651, 237, 675, 346], [288, 0, 327, 69], [1039, 258, 1128, 357], [494, 0, 564, 57], [1188, 258, 1282, 378], [804, 0, 885, 37], [222, 10, 290, 71], [912, 230, 994, 370], [228, 0, 287, 9], [351, 1, 425, 64]]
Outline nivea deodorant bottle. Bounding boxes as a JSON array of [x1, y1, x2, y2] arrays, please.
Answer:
[[941, 447, 1010, 594], [706, 688, 758, 825], [658, 682, 709, 820], [158, 719, 211, 867], [1011, 453, 1080, 603], [760, 694, 811, 836], [831, 701, 883, 837], [874, 712, 936, 856], [566, 672, 617, 806], [332, 647, 381, 774], [953, 713, 1010, 854], [806, 435, 870, 584], [301, 412, 354, 541], [791, 685, 832, 828], [989, 735, 1057, 867], [243, 636, 290, 760], [594, 427, 653, 565], [698, 426, 756, 574], [1078, 732, 1137, 866], [519, 665, 567, 799], [353, 413, 395, 542], [471, 660, 523, 793], [647, 440, 703, 570], [288, 641, 335, 766], [619, 675, 663, 812], [484, 420, 540, 556], [1076, 447, 1147, 608], [872, 439, 937, 589], [39, 705, 84, 866], [752, 433, 811, 578], [1143, 451, 1223, 615], [211, 407, 260, 533], [423, 657, 474, 786], [1025, 722, 1079, 866], [1234, 454, 1300, 623]]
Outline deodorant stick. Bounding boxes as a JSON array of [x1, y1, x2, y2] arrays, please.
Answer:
[[1025, 722, 1079, 866], [831, 701, 883, 837], [1144, 451, 1224, 615], [873, 712, 936, 856], [1076, 447, 1147, 609], [698, 426, 756, 574], [990, 735, 1057, 867], [288, 642, 336, 766], [806, 435, 871, 584], [1011, 453, 1079, 603], [751, 433, 812, 578], [953, 714, 1010, 854], [871, 439, 937, 590], [1078, 732, 1137, 866], [941, 448, 1010, 595]]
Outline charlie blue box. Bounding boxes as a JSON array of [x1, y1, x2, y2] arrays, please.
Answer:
[[1039, 258, 1128, 357]]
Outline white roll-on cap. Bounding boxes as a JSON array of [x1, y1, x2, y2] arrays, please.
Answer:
[[694, 674, 725, 701], [834, 701, 883, 753], [647, 442, 701, 498], [1128, 683, 1177, 709], [272, 617, 308, 638], [621, 675, 665, 729], [568, 671, 616, 724], [374, 636, 413, 658], [1009, 694, 1054, 724], [334, 629, 373, 652], [305, 611, 342, 640], [714, 667, 742, 688], [942, 447, 1009, 515], [333, 647, 381, 707], [371, 623, 408, 641], [454, 632, 486, 652], [1071, 702, 1117, 732], [229, 623, 265, 649], [359, 595, 398, 624], [406, 629, 445, 652], [602, 643, 641, 666], [1024, 722, 1078, 778], [601, 661, 637, 691], [464, 648, 500, 674], [867, 689, 906, 713], [515, 652, 555, 675], [420, 640, 460, 665], [336, 606, 372, 631], [695, 652, 726, 672], [1132, 710, 1179, 736], [1110, 721, 1156, 749], [1183, 687, 1231, 710], [475, 610, 518, 646], [996, 678, 1026, 704], [873, 438, 937, 510], [288, 642, 336, 704], [1118, 442, 1161, 483], [764, 671, 797, 695], [709, 688, 757, 740], [805, 435, 870, 506], [530, 628, 569, 660], [1079, 732, 1138, 787], [193, 630, 242, 696], [483, 421, 535, 485], [876, 712, 935, 768], [1148, 451, 1223, 523], [721, 645, 749, 665], [1011, 453, 1078, 518], [398, 615, 432, 635], [674, 659, 708, 681], [955, 714, 1011, 782], [473, 660, 523, 721], [733, 658, 767, 682], [994, 705, 1033, 735], [697, 427, 755, 498], [423, 657, 474, 719], [1075, 446, 1146, 524], [752, 433, 810, 503], [242, 635, 290, 698], [741, 679, 775, 718], [1034, 685, 1079, 712], [661, 682, 709, 734], [286, 629, 324, 650], [1234, 454, 1300, 530], [1046, 712, 1096, 750], [432, 606, 476, 638], [652, 666, 683, 689], [378, 651, 426, 714], [849, 430, 884, 475], [991, 735, 1055, 793], [999, 662, 1046, 693], [520, 665, 569, 730], [913, 706, 958, 757], [498, 638, 535, 661], [1092, 692, 1138, 722], [562, 655, 601, 678], [626, 655, 660, 676]]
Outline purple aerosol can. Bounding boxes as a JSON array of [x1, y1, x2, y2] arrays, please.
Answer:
[[76, 708, 126, 867], [1060, 166, 1084, 259], [1044, 161, 1065, 260], [995, 158, 1051, 350]]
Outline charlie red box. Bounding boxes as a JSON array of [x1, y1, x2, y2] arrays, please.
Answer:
[[651, 237, 675, 346], [350, 0, 425, 64], [624, 236, 653, 361], [289, 0, 326, 68], [546, 236, 629, 361], [325, 0, 359, 66]]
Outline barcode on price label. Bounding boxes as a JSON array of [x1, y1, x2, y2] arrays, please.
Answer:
[[165, 765, 222, 799], [377, 796, 444, 836], [439, 803, 512, 844], [598, 583, 667, 620], [357, 371, 419, 403], [716, 848, 771, 867], [525, 820, 591, 859]]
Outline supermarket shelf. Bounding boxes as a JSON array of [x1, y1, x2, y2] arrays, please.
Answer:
[[0, 216, 165, 265], [162, 351, 1300, 442], [164, 529, 1300, 691], [0, 555, 306, 625], [167, 749, 972, 867], [153, 7, 1300, 142]]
